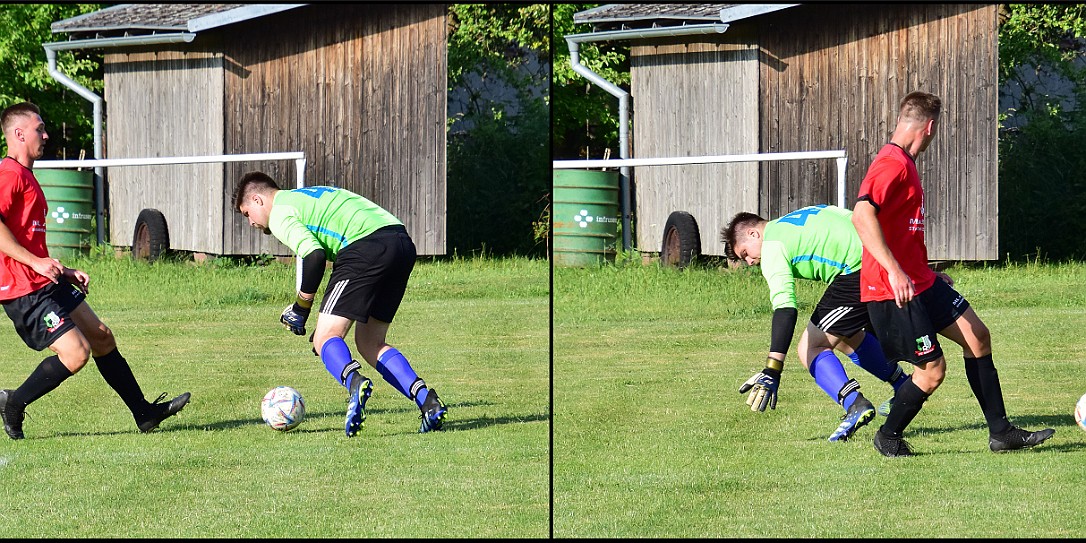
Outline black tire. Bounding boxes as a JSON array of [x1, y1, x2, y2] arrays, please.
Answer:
[[132, 208, 169, 262], [660, 211, 701, 269]]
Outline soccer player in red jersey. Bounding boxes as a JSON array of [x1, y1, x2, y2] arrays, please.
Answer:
[[0, 102, 189, 439], [852, 91, 1054, 456]]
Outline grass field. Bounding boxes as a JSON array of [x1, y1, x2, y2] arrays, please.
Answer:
[[0, 254, 549, 538], [554, 259, 1086, 538]]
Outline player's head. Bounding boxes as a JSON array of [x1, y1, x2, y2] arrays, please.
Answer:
[[897, 91, 941, 152], [1, 102, 48, 160], [721, 211, 767, 266], [234, 171, 281, 234]]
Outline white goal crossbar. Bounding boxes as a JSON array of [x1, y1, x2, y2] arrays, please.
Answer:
[[552, 150, 849, 208], [36, 151, 308, 290]]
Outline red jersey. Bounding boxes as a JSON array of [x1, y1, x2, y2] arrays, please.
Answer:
[[856, 143, 936, 302], [0, 157, 52, 300]]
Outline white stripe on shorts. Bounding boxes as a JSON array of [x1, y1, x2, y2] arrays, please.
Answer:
[[818, 306, 852, 331], [323, 279, 349, 314]]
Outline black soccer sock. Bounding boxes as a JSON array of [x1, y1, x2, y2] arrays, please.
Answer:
[[94, 348, 150, 415], [881, 377, 929, 438], [964, 354, 1011, 435], [11, 355, 73, 408]]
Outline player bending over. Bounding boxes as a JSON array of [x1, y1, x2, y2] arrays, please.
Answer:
[[723, 204, 909, 442], [233, 172, 447, 436]]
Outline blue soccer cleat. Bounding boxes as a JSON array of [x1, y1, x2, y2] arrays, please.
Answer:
[[418, 388, 447, 433], [345, 373, 373, 438], [828, 394, 875, 442]]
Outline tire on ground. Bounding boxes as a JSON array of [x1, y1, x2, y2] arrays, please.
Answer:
[[660, 211, 701, 269], [132, 208, 170, 262]]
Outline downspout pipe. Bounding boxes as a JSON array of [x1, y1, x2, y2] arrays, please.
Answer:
[[43, 32, 196, 246], [564, 23, 729, 251]]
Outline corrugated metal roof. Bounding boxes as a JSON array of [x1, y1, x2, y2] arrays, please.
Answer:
[[573, 3, 798, 26], [51, 4, 305, 35]]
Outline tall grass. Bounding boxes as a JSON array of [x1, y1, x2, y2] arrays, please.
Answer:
[[0, 254, 549, 538], [554, 261, 1086, 538]]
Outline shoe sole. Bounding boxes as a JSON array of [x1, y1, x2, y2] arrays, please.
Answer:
[[828, 406, 876, 442], [345, 379, 373, 438]]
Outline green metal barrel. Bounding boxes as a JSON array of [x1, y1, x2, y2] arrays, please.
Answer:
[[35, 169, 94, 259], [553, 169, 620, 267]]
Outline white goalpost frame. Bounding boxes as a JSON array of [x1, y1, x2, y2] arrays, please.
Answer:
[[35, 151, 308, 290], [552, 149, 850, 209]]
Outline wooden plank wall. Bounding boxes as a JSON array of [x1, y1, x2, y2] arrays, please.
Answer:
[[103, 49, 225, 252], [757, 4, 998, 260], [221, 3, 448, 256], [630, 36, 760, 254]]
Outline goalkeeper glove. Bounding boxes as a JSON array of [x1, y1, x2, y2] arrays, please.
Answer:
[[280, 303, 311, 335], [739, 358, 783, 412]]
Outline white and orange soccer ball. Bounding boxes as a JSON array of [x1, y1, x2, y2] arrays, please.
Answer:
[[261, 386, 306, 431], [1076, 393, 1086, 432]]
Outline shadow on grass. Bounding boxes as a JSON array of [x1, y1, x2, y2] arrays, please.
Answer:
[[40, 399, 548, 437]]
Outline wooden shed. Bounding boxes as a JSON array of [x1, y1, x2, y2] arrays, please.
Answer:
[[51, 3, 447, 257], [573, 3, 998, 261]]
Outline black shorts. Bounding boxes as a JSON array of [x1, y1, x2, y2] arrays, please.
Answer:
[[810, 272, 870, 338], [866, 277, 971, 365], [319, 225, 415, 324], [2, 277, 86, 351]]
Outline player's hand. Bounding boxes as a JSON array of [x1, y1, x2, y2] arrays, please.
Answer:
[[30, 257, 63, 284], [63, 267, 90, 294], [887, 267, 915, 308], [739, 366, 781, 412], [935, 270, 954, 287], [280, 303, 310, 335]]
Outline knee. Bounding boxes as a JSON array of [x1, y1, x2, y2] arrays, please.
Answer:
[[87, 324, 117, 356], [911, 361, 946, 393], [312, 331, 341, 357], [58, 339, 92, 374]]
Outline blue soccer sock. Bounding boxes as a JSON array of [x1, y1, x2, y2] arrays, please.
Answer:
[[847, 333, 909, 391], [376, 348, 428, 408], [320, 337, 363, 389], [810, 350, 858, 411]]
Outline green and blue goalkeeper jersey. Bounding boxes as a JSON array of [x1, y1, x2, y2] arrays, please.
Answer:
[[268, 186, 402, 261], [760, 204, 862, 310]]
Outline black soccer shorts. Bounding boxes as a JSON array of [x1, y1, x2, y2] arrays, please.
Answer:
[[810, 272, 870, 338], [1, 277, 86, 351], [319, 225, 416, 324], [866, 276, 971, 365]]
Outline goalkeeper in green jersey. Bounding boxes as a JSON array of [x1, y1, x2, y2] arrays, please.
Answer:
[[233, 172, 447, 436], [722, 204, 909, 442]]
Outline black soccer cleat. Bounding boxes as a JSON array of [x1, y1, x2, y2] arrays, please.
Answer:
[[988, 426, 1055, 453], [0, 389, 25, 440], [136, 392, 191, 433], [873, 426, 913, 457]]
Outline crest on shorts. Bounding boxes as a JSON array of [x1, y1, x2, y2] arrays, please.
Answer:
[[44, 311, 64, 333], [915, 334, 934, 357]]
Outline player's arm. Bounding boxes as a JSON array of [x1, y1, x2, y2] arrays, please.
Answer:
[[851, 199, 913, 307], [738, 241, 795, 412], [271, 213, 326, 335], [0, 217, 62, 283]]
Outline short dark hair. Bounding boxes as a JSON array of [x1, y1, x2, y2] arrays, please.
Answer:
[[1, 102, 41, 134], [232, 171, 280, 211], [899, 91, 941, 122], [720, 211, 765, 261]]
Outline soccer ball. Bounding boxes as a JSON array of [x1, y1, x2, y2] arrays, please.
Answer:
[[1076, 393, 1086, 432], [261, 386, 306, 431]]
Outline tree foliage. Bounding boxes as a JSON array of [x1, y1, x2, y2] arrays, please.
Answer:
[[0, 4, 104, 159], [998, 4, 1086, 260], [551, 3, 629, 160], [446, 4, 550, 257]]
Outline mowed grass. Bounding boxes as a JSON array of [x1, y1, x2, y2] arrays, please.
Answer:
[[0, 254, 549, 538], [554, 259, 1086, 538]]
